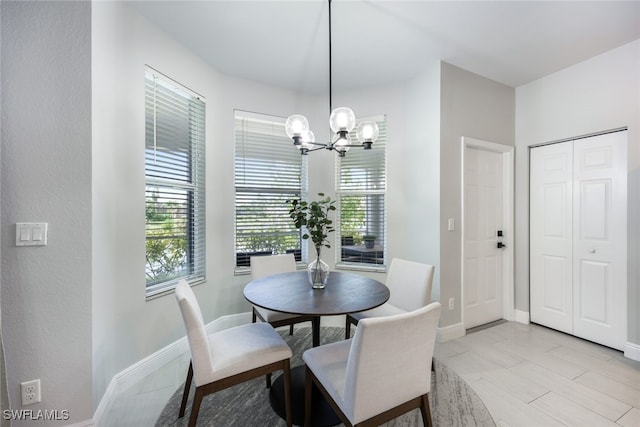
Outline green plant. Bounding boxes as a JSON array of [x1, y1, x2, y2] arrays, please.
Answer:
[[287, 193, 336, 256], [145, 193, 188, 285]]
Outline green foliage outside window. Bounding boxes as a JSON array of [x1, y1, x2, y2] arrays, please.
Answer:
[[145, 191, 188, 285], [340, 195, 367, 244]]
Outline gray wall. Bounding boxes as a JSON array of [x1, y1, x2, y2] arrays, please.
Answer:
[[439, 63, 515, 327], [1, 1, 93, 424]]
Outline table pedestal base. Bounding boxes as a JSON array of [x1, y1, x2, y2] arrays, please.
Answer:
[[270, 365, 340, 427]]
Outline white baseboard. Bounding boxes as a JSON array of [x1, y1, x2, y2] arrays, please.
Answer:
[[624, 341, 640, 362], [92, 312, 251, 426], [514, 310, 530, 325], [437, 322, 465, 343]]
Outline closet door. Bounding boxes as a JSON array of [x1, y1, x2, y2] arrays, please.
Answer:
[[572, 132, 627, 350], [530, 142, 574, 333], [530, 131, 627, 350]]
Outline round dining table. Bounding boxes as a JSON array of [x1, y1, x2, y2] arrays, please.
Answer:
[[243, 270, 390, 427]]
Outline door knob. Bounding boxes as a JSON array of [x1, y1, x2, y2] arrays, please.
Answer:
[[497, 242, 506, 249]]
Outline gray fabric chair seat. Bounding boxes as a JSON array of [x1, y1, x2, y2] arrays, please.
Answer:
[[254, 306, 305, 324], [175, 280, 293, 427], [250, 254, 314, 334], [304, 302, 442, 426], [206, 322, 292, 383], [347, 303, 405, 323], [346, 258, 435, 339]]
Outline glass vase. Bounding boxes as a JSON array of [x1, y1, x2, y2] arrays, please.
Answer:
[[307, 256, 329, 289]]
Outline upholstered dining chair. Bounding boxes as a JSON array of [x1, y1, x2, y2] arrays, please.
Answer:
[[345, 258, 435, 339], [304, 302, 442, 427], [251, 253, 315, 336], [175, 280, 293, 427]]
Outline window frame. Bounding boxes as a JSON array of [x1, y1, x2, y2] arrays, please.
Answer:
[[144, 66, 206, 298], [233, 110, 308, 274], [335, 115, 387, 272]]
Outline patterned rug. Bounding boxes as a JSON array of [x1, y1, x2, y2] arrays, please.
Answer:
[[156, 327, 495, 426]]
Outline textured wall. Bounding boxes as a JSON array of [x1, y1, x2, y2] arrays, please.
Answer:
[[1, 1, 93, 424]]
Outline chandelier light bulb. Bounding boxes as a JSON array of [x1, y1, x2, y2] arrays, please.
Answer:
[[285, 115, 309, 138], [300, 130, 315, 150], [329, 107, 356, 133], [333, 132, 351, 152], [356, 121, 379, 143]]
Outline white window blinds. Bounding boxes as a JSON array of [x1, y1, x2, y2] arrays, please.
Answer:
[[336, 116, 387, 268], [145, 67, 206, 296], [234, 111, 307, 268]]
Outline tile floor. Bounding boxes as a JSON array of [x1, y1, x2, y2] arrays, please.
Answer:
[[102, 320, 640, 426]]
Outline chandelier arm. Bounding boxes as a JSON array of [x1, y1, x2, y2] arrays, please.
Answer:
[[307, 145, 328, 152], [306, 141, 330, 148]]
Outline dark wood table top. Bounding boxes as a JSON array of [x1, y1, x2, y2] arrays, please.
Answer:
[[243, 270, 389, 316]]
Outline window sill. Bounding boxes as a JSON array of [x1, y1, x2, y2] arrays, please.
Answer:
[[335, 262, 387, 273], [145, 277, 205, 301]]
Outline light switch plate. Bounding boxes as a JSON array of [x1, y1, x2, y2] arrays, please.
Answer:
[[16, 223, 48, 246]]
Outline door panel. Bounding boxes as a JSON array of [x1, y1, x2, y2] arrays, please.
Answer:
[[573, 132, 626, 350], [464, 146, 504, 328], [530, 143, 573, 333], [530, 131, 627, 350]]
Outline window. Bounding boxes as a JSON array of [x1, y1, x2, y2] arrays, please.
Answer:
[[145, 67, 206, 296], [336, 116, 387, 269], [234, 111, 308, 270]]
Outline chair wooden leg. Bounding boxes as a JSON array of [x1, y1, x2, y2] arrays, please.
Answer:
[[283, 360, 293, 427], [289, 324, 294, 335], [345, 316, 356, 339], [179, 361, 193, 418], [266, 373, 272, 388], [188, 386, 205, 427], [304, 366, 313, 427], [420, 394, 433, 427]]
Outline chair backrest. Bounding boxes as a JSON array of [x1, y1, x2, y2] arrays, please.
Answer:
[[386, 258, 435, 312], [175, 280, 214, 386], [343, 302, 442, 424], [250, 253, 297, 280]]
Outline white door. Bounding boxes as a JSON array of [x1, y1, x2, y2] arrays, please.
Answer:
[[463, 141, 510, 329], [530, 131, 627, 350], [572, 132, 627, 349], [530, 142, 574, 333]]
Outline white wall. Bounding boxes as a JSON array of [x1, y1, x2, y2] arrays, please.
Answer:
[[515, 39, 640, 347], [439, 63, 515, 327], [404, 64, 442, 301], [92, 2, 447, 405], [1, 1, 93, 424], [91, 1, 314, 407]]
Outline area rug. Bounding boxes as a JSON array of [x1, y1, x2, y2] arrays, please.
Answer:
[[156, 327, 495, 427]]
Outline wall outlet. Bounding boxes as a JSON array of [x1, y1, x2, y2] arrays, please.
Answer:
[[448, 298, 455, 310], [21, 379, 41, 406]]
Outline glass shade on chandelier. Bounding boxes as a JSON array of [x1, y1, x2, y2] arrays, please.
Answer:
[[285, 108, 379, 157], [284, 0, 379, 157]]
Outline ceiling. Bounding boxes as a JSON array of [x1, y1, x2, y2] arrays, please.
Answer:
[[130, 1, 640, 94]]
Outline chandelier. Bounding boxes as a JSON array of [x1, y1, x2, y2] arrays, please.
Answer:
[[285, 0, 379, 157]]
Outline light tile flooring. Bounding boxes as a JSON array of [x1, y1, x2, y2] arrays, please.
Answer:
[[102, 321, 640, 426], [434, 321, 640, 427]]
